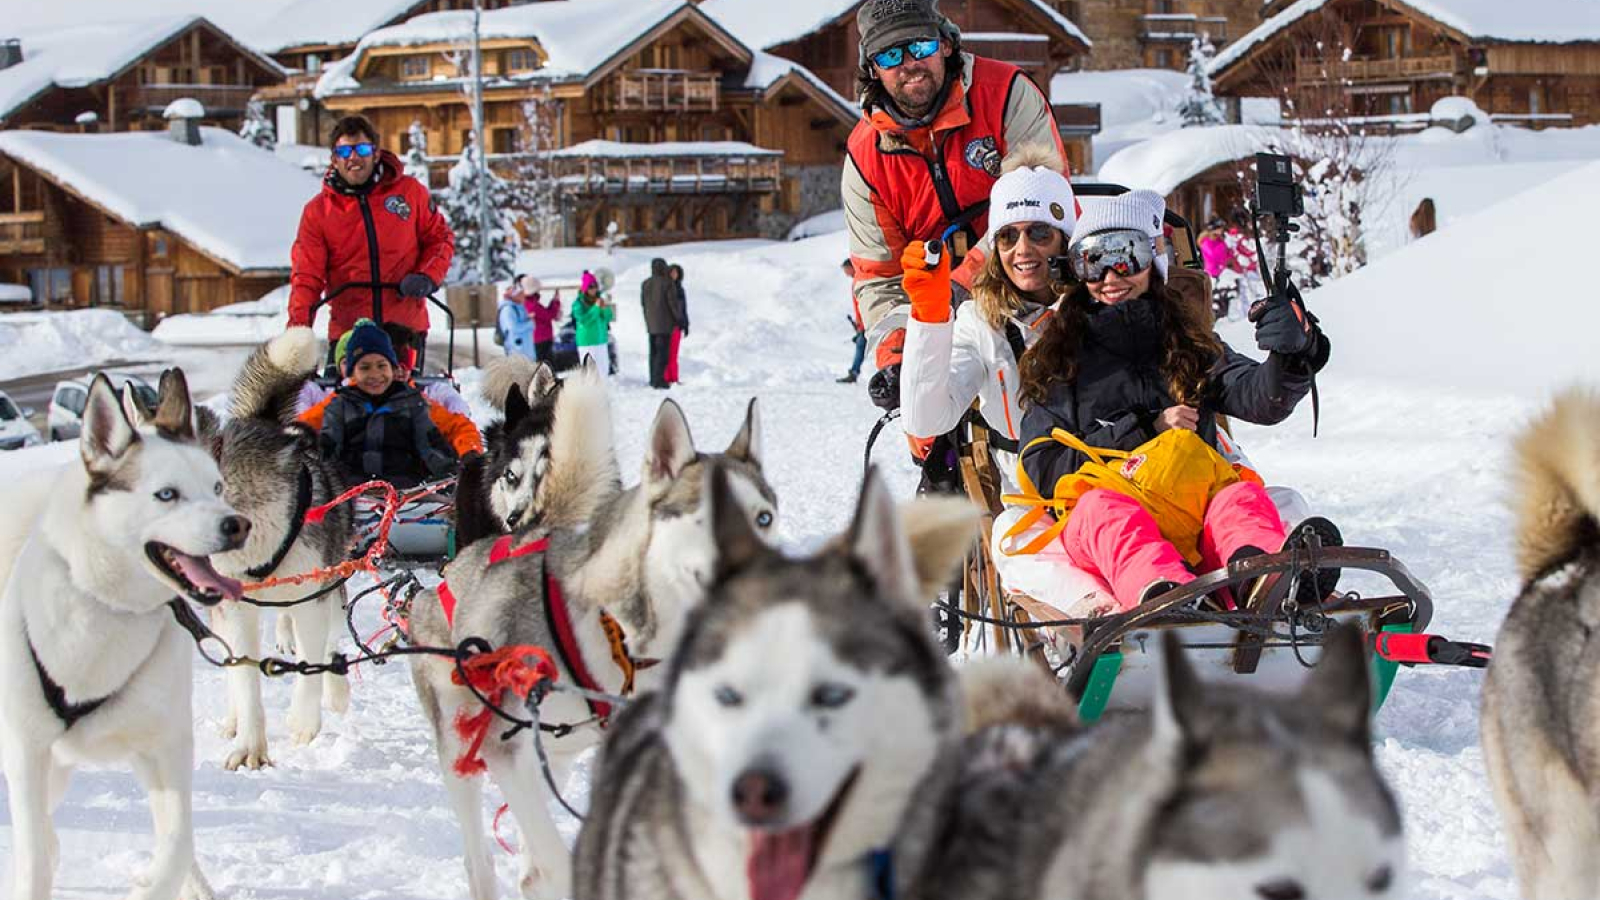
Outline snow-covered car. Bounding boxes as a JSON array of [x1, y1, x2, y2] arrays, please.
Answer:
[[0, 390, 42, 450], [47, 374, 157, 441]]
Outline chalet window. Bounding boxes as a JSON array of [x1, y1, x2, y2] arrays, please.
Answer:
[[505, 48, 537, 72], [492, 128, 519, 154], [1149, 0, 1174, 13], [1529, 84, 1544, 115], [150, 234, 169, 258], [93, 266, 123, 307], [306, 53, 322, 73], [401, 56, 432, 80], [1388, 93, 1412, 116]]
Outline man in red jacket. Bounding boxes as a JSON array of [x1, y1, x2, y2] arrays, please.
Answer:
[[288, 115, 454, 348]]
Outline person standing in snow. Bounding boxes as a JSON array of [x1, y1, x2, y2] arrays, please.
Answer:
[[573, 270, 614, 382], [288, 115, 455, 358], [1224, 209, 1262, 320], [641, 258, 676, 389], [527, 281, 561, 362], [664, 263, 689, 385], [842, 0, 1066, 414], [838, 259, 867, 384], [498, 274, 537, 361]]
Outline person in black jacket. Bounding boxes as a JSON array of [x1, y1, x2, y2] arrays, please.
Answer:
[[1015, 190, 1332, 610]]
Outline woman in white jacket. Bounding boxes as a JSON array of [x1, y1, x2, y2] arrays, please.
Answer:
[[899, 144, 1076, 496]]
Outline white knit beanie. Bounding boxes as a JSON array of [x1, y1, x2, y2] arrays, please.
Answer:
[[1072, 189, 1169, 279], [982, 164, 1077, 249]]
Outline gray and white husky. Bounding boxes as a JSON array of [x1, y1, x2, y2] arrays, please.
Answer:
[[410, 366, 779, 900], [456, 355, 562, 549], [1483, 389, 1600, 900], [894, 624, 1404, 900], [186, 326, 354, 769], [0, 371, 247, 900], [573, 469, 978, 900]]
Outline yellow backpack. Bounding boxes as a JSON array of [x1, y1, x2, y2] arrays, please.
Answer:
[[1001, 427, 1261, 563]]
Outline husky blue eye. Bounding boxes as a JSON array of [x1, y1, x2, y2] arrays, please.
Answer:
[[213, 482, 223, 496], [714, 686, 743, 707], [811, 683, 855, 709], [756, 511, 773, 528], [503, 470, 521, 487], [155, 487, 179, 502]]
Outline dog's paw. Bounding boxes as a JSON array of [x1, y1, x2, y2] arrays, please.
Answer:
[[224, 739, 273, 771], [181, 866, 216, 900], [325, 673, 351, 715], [518, 862, 571, 900], [288, 706, 322, 746], [274, 616, 297, 656]]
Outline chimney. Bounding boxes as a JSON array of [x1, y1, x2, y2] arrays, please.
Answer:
[[163, 97, 205, 146], [0, 39, 21, 71]]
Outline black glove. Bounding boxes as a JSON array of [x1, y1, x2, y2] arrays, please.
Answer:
[[1251, 294, 1316, 357], [399, 273, 436, 299], [868, 363, 901, 412]]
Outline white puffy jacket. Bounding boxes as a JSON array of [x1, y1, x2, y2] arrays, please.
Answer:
[[901, 301, 1053, 495]]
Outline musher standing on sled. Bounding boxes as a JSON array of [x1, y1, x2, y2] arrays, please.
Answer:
[[842, 0, 1066, 425]]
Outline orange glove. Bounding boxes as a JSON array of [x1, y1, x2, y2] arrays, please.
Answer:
[[901, 240, 952, 324], [875, 326, 905, 371]]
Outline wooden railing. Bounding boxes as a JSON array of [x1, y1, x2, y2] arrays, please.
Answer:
[[552, 154, 781, 195], [1140, 14, 1228, 43], [123, 84, 258, 114], [1296, 55, 1456, 84], [1054, 102, 1102, 133], [0, 211, 45, 255], [595, 70, 720, 113], [961, 35, 1052, 69]]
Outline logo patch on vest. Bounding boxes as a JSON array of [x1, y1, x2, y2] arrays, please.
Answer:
[[385, 195, 412, 221], [1121, 455, 1147, 478], [963, 136, 1000, 176]]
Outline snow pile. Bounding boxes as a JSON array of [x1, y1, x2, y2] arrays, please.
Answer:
[[787, 209, 846, 240], [246, 0, 429, 54], [162, 97, 206, 120], [0, 309, 165, 379], [153, 286, 290, 347], [0, 128, 320, 273]]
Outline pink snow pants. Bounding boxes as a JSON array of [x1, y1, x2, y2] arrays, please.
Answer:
[[1060, 483, 1287, 610]]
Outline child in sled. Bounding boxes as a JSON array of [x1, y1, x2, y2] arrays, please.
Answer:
[[1009, 190, 1337, 612], [299, 321, 477, 489]]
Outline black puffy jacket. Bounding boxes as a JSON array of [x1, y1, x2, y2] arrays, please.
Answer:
[[1020, 293, 1316, 495], [318, 381, 459, 489]]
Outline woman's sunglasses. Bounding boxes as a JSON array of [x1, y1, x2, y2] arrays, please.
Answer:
[[333, 142, 376, 160], [1064, 229, 1156, 283], [871, 38, 941, 69], [994, 222, 1061, 252]]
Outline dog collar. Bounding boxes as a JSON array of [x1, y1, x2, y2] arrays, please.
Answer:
[[246, 466, 314, 580]]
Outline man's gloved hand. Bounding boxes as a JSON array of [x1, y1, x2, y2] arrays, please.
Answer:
[[868, 363, 901, 411], [1251, 293, 1316, 356], [399, 273, 437, 299], [901, 240, 952, 324]]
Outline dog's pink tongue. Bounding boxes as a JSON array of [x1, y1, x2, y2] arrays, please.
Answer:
[[172, 552, 245, 601], [747, 826, 817, 900]]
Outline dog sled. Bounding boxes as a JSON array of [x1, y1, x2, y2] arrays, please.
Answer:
[[933, 186, 1490, 720]]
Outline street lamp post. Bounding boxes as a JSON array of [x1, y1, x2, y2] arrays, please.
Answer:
[[471, 0, 491, 288]]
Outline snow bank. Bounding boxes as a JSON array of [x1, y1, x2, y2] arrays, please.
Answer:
[[1301, 160, 1600, 394], [787, 209, 846, 241], [0, 309, 164, 379], [1051, 68, 1189, 168], [153, 286, 290, 347]]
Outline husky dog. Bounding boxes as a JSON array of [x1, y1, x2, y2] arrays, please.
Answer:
[[456, 355, 562, 548], [895, 624, 1403, 900], [1483, 389, 1600, 900], [410, 369, 778, 900], [0, 371, 248, 900], [574, 470, 978, 900]]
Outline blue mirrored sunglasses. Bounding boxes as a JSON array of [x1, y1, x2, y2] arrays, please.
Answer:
[[333, 142, 376, 160], [871, 38, 941, 69]]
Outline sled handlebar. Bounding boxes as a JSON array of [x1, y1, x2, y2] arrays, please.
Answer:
[[310, 281, 457, 378]]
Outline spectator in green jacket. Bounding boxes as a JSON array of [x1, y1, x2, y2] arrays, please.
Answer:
[[573, 269, 615, 382]]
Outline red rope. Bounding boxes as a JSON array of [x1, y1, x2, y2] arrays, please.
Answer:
[[493, 803, 517, 854], [450, 645, 558, 777]]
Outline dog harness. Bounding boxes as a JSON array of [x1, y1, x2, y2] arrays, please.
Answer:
[[27, 633, 110, 730], [246, 466, 314, 580], [439, 534, 641, 720]]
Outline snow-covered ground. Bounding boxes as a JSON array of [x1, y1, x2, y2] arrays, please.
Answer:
[[0, 176, 1591, 895], [0, 309, 166, 380]]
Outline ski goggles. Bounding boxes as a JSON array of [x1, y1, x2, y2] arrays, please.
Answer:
[[993, 222, 1062, 252], [1062, 229, 1157, 283], [333, 142, 376, 160], [870, 38, 941, 69]]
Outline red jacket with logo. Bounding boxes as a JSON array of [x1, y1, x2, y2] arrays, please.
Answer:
[[288, 150, 455, 339]]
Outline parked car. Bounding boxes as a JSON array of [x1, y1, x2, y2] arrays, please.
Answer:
[[48, 374, 158, 441], [0, 389, 42, 450]]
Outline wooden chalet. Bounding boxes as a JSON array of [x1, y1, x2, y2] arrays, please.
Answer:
[[0, 17, 287, 133], [314, 0, 859, 245], [1212, 0, 1600, 128], [1066, 0, 1262, 71], [0, 120, 318, 320]]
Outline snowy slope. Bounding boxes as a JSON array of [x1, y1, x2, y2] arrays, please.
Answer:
[[0, 222, 1588, 897]]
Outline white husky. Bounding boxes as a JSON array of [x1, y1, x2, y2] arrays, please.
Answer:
[[0, 371, 247, 900]]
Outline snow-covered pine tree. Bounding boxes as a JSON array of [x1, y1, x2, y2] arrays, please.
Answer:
[[598, 220, 628, 255], [1178, 35, 1225, 128], [513, 89, 564, 250], [403, 120, 431, 184], [440, 137, 521, 283], [239, 98, 277, 149]]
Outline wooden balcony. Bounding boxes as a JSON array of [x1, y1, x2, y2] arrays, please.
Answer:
[[123, 84, 258, 115], [1140, 14, 1228, 44], [961, 34, 1052, 69], [1053, 102, 1102, 135], [0, 211, 45, 256], [551, 152, 781, 196], [1296, 55, 1456, 85], [595, 70, 720, 113]]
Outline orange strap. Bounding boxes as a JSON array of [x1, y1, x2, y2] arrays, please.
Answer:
[[450, 645, 558, 777]]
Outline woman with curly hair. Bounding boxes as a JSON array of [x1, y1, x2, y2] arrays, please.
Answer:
[[1016, 189, 1334, 611]]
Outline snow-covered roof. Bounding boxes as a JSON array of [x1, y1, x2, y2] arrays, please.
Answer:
[[1215, 0, 1600, 77], [746, 50, 859, 121], [245, 0, 425, 54], [0, 127, 320, 272], [700, 0, 1090, 51], [1097, 124, 1277, 195], [0, 16, 284, 123], [550, 140, 783, 159]]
